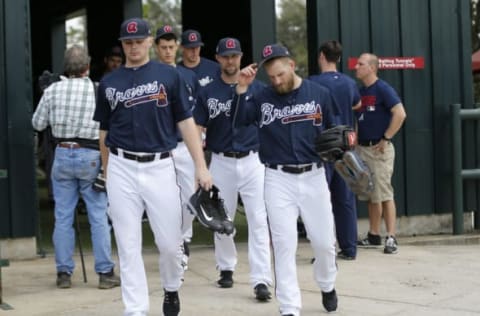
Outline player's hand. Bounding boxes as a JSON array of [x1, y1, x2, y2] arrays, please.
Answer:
[[236, 63, 258, 94], [196, 166, 213, 191]]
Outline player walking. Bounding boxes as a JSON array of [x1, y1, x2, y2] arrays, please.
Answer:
[[193, 37, 273, 301], [93, 18, 212, 316], [233, 44, 338, 315], [308, 40, 362, 260]]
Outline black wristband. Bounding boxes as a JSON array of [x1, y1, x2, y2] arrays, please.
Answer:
[[382, 135, 392, 142]]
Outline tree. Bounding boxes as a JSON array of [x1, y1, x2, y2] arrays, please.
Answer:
[[276, 0, 308, 77], [143, 0, 182, 36]]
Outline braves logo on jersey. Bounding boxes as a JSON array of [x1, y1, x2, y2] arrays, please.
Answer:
[[105, 81, 169, 110], [260, 101, 323, 127], [207, 97, 231, 118]]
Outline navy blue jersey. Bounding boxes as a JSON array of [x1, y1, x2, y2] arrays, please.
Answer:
[[178, 57, 220, 87], [93, 60, 192, 152], [194, 75, 264, 153], [176, 65, 200, 141], [308, 71, 360, 127], [233, 79, 336, 165], [355, 79, 401, 141]]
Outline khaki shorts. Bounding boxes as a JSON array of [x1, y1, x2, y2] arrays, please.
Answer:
[[356, 142, 395, 203]]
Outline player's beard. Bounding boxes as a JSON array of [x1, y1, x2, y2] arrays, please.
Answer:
[[273, 72, 295, 95]]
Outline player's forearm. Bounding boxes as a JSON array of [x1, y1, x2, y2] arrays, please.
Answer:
[[178, 118, 208, 170], [385, 103, 407, 139]]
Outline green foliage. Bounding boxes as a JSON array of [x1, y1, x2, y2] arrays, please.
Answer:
[[143, 0, 182, 35], [276, 0, 308, 77]]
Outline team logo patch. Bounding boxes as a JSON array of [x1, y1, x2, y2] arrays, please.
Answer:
[[188, 32, 198, 42], [262, 45, 273, 58], [127, 22, 138, 34], [164, 25, 173, 33], [226, 39, 236, 49]]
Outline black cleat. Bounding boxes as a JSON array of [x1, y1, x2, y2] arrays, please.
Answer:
[[163, 290, 180, 316], [254, 283, 271, 301], [322, 288, 338, 312], [217, 270, 234, 288]]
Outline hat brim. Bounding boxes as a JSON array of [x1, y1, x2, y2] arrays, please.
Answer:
[[181, 42, 204, 48], [217, 50, 242, 57], [258, 54, 289, 68], [119, 35, 150, 41]]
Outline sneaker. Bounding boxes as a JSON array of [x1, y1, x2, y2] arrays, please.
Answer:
[[357, 232, 382, 247], [337, 250, 356, 260], [254, 283, 271, 301], [56, 272, 71, 289], [217, 270, 234, 288], [322, 288, 338, 312], [182, 241, 190, 271], [163, 290, 180, 316], [384, 235, 398, 254], [98, 269, 121, 289]]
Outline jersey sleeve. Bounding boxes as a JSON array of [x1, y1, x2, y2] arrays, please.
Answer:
[[192, 86, 209, 127], [170, 70, 193, 123]]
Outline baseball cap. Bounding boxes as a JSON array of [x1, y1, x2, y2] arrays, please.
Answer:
[[118, 18, 151, 41], [259, 44, 291, 67], [181, 29, 204, 48], [155, 25, 176, 43], [216, 37, 242, 56], [105, 46, 123, 58]]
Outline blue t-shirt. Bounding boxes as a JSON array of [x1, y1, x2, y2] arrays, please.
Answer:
[[233, 79, 336, 165], [194, 75, 264, 153], [94, 60, 192, 152], [308, 71, 360, 127], [355, 78, 402, 141]]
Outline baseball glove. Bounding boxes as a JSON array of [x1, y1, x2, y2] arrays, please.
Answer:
[[188, 185, 234, 235], [334, 150, 374, 197], [315, 125, 357, 162], [92, 167, 106, 193]]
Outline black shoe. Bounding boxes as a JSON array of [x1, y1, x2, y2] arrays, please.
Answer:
[[337, 250, 356, 260], [217, 270, 234, 288], [56, 272, 71, 289], [322, 289, 338, 312], [98, 269, 121, 289], [163, 290, 180, 316], [357, 232, 382, 247], [254, 283, 271, 301]]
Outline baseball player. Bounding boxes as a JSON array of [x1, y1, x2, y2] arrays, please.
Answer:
[[178, 29, 220, 87], [93, 18, 212, 316], [154, 24, 200, 270], [233, 44, 338, 315], [308, 40, 361, 260], [193, 37, 273, 301]]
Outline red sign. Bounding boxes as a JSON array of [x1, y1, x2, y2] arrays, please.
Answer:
[[348, 57, 424, 70]]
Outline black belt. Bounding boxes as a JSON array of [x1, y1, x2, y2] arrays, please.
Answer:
[[216, 151, 254, 159], [110, 147, 171, 162], [358, 139, 381, 147], [267, 162, 322, 174], [58, 142, 81, 149]]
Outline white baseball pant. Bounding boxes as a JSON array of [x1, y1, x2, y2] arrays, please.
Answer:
[[264, 164, 337, 316], [210, 151, 272, 287], [106, 151, 184, 316]]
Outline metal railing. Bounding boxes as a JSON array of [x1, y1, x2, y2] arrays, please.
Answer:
[[450, 103, 480, 234]]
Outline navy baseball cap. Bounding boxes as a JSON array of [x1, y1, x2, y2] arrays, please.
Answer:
[[118, 18, 151, 40], [181, 29, 204, 48], [259, 44, 291, 67], [216, 37, 242, 56], [155, 25, 176, 42]]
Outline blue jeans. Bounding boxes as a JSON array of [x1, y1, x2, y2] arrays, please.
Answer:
[[51, 146, 115, 274]]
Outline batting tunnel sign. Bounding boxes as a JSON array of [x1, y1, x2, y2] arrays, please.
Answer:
[[348, 57, 425, 70]]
